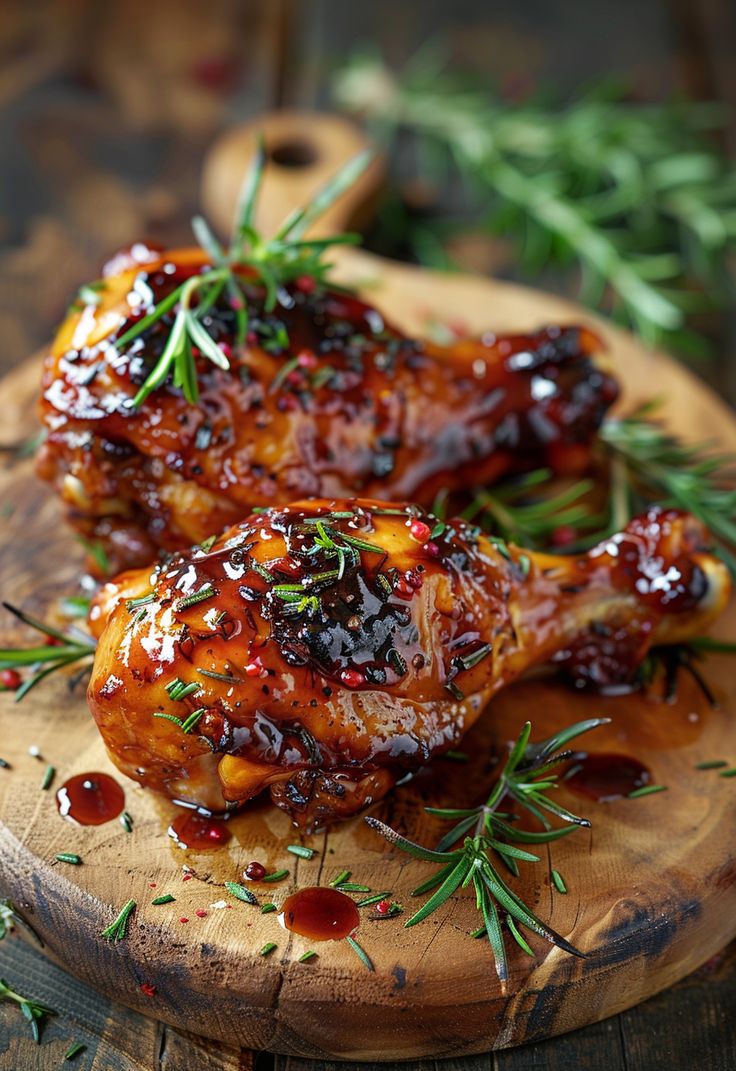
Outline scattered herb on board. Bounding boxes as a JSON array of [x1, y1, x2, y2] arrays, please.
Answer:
[[365, 718, 608, 989], [100, 899, 136, 942], [0, 978, 55, 1043], [225, 881, 258, 905], [64, 1041, 88, 1061]]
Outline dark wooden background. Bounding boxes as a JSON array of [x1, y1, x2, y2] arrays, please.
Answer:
[[1, 1, 735, 1067]]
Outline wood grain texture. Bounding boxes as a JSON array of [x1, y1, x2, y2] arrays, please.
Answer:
[[1, 250, 735, 1059]]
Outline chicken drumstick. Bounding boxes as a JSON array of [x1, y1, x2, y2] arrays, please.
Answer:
[[38, 244, 617, 573], [87, 499, 729, 828]]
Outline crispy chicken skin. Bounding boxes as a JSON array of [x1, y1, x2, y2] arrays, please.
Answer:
[[87, 500, 729, 828], [37, 244, 618, 573]]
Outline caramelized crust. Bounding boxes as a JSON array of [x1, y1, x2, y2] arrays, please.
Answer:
[[87, 501, 729, 828], [38, 245, 617, 572]]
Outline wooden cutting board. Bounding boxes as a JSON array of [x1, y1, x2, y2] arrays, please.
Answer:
[[1, 113, 736, 1062]]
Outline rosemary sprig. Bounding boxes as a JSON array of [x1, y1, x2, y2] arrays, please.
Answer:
[[334, 52, 736, 353], [0, 602, 96, 701], [462, 470, 600, 549], [441, 404, 736, 575], [0, 977, 55, 1042], [366, 718, 607, 989], [600, 412, 736, 572], [116, 140, 371, 407]]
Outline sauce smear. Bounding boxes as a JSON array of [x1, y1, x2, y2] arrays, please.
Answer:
[[56, 772, 125, 825], [279, 886, 359, 941], [565, 752, 651, 802], [169, 812, 232, 850]]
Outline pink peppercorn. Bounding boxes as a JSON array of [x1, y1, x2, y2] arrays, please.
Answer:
[[375, 900, 392, 915], [245, 861, 266, 881], [409, 520, 431, 544], [0, 669, 22, 690], [296, 275, 316, 294], [340, 668, 366, 689], [551, 525, 577, 548]]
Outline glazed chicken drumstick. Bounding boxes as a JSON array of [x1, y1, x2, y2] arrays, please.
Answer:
[[37, 243, 617, 573], [87, 499, 729, 829]]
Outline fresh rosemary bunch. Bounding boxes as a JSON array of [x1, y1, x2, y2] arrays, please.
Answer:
[[0, 602, 96, 701], [109, 141, 371, 408], [366, 717, 607, 989], [334, 51, 736, 353]]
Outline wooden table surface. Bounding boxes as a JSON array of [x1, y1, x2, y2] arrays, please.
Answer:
[[1, 1, 735, 1067]]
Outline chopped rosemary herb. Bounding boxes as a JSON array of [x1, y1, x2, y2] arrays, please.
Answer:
[[346, 935, 374, 972], [356, 892, 393, 908], [329, 870, 351, 888], [40, 764, 55, 791], [164, 678, 201, 701], [126, 592, 155, 612], [261, 903, 277, 914], [287, 844, 316, 859], [627, 784, 668, 798], [197, 668, 244, 683], [695, 760, 729, 770], [225, 881, 258, 905], [199, 534, 218, 553], [260, 942, 278, 956], [551, 870, 567, 894], [456, 643, 492, 672], [120, 811, 134, 832], [336, 883, 371, 893], [181, 708, 206, 734], [174, 585, 217, 612], [298, 950, 317, 963], [64, 1041, 87, 1061], [100, 899, 136, 942], [719, 768, 736, 779], [262, 869, 289, 883], [152, 894, 176, 905], [55, 853, 82, 865]]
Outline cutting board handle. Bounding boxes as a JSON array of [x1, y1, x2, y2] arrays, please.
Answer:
[[201, 111, 383, 242]]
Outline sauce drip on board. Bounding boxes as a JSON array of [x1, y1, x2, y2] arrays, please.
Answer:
[[279, 886, 359, 941], [168, 811, 232, 849], [564, 752, 651, 802], [56, 772, 125, 825]]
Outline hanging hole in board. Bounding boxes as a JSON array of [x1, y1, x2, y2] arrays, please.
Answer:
[[268, 139, 319, 169]]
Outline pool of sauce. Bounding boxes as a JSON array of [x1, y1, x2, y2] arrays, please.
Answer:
[[168, 811, 232, 849], [56, 772, 125, 825], [564, 752, 651, 802], [279, 886, 359, 941]]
